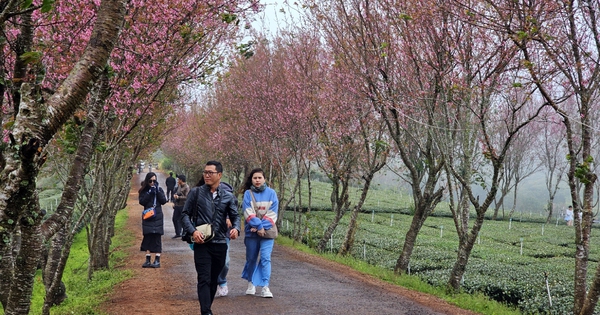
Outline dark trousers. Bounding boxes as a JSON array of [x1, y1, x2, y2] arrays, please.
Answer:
[[172, 206, 183, 236], [194, 242, 227, 315], [166, 187, 174, 201]]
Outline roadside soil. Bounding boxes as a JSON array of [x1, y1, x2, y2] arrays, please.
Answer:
[[100, 171, 480, 315]]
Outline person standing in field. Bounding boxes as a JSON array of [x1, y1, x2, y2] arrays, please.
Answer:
[[241, 168, 279, 298], [565, 205, 574, 226]]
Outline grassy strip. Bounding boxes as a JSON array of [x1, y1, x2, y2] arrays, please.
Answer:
[[276, 236, 521, 315], [26, 209, 134, 315]]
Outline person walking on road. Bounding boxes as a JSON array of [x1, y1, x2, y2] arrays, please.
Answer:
[[241, 168, 279, 298], [172, 174, 190, 238], [165, 172, 177, 202], [138, 172, 167, 268], [181, 161, 240, 315], [215, 182, 236, 297]]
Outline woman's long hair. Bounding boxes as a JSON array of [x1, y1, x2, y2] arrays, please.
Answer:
[[138, 172, 157, 194], [242, 168, 265, 191]]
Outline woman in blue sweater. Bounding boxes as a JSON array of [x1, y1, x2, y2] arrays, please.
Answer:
[[241, 168, 279, 298]]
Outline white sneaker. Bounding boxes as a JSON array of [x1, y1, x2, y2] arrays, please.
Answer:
[[219, 285, 228, 297], [245, 282, 255, 295], [261, 286, 273, 298]]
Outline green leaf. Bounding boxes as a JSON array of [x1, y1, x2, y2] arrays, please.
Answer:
[[399, 13, 412, 21], [21, 0, 33, 9], [221, 13, 237, 24], [20, 51, 43, 65], [41, 0, 55, 13]]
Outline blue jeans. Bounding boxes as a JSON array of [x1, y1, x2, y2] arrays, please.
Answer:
[[241, 237, 274, 287], [217, 238, 230, 286], [194, 242, 227, 315]]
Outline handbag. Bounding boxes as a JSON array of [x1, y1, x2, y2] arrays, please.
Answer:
[[142, 194, 156, 220], [182, 189, 218, 244], [250, 191, 278, 239], [196, 223, 214, 242]]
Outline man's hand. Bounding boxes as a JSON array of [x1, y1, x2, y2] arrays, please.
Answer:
[[257, 228, 266, 237], [193, 230, 204, 244], [230, 229, 239, 240]]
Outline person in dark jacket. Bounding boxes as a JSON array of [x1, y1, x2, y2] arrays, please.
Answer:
[[138, 172, 168, 268], [171, 174, 190, 238], [165, 172, 177, 202], [181, 161, 240, 315]]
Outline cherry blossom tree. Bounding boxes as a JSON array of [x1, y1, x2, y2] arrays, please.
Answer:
[[1, 0, 260, 313], [302, 0, 449, 274], [492, 124, 542, 220], [454, 0, 600, 312], [536, 108, 568, 224], [0, 1, 127, 313]]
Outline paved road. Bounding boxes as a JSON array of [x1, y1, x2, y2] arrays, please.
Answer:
[[102, 171, 478, 315]]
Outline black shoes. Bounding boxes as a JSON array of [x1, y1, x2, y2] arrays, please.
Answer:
[[152, 256, 161, 268], [142, 256, 152, 268], [143, 255, 161, 268]]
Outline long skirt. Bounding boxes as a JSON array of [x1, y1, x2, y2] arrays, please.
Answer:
[[140, 233, 162, 253]]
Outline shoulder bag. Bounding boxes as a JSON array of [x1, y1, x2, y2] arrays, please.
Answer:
[[142, 193, 156, 220], [182, 189, 217, 243]]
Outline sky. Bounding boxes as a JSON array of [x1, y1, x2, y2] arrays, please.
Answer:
[[250, 0, 300, 36]]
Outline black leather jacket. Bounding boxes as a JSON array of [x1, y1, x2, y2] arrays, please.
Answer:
[[181, 184, 240, 244]]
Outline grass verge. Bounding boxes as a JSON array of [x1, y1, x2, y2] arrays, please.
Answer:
[[276, 236, 521, 315], [26, 209, 134, 315]]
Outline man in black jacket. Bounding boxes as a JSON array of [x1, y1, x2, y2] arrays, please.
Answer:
[[181, 161, 240, 315], [165, 172, 177, 202]]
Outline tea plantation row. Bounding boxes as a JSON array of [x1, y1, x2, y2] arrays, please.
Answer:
[[280, 209, 599, 314]]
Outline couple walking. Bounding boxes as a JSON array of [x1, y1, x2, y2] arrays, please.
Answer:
[[140, 162, 279, 315]]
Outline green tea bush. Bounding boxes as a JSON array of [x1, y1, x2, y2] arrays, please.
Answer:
[[282, 209, 600, 314]]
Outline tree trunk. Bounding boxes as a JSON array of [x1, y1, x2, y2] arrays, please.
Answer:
[[545, 197, 555, 224], [5, 208, 44, 315], [395, 214, 421, 273], [573, 165, 597, 313], [42, 228, 70, 314], [394, 193, 441, 273], [316, 205, 346, 252], [88, 210, 114, 276], [339, 205, 359, 256], [87, 150, 132, 276], [448, 213, 484, 290], [0, 0, 126, 313], [340, 174, 374, 256], [41, 72, 107, 312], [316, 179, 350, 252]]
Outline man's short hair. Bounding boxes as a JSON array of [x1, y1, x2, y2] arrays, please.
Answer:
[[177, 174, 186, 182], [206, 160, 223, 173]]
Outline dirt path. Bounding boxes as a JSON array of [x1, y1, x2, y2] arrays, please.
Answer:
[[101, 172, 479, 315]]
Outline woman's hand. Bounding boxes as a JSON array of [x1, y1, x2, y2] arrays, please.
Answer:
[[257, 228, 266, 237]]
